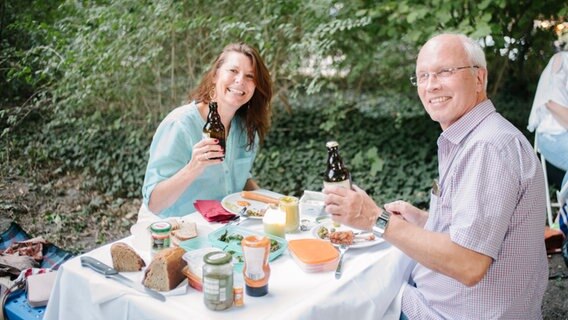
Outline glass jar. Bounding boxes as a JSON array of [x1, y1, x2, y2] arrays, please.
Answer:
[[263, 205, 286, 238], [279, 196, 300, 233], [150, 221, 171, 256], [203, 251, 234, 311]]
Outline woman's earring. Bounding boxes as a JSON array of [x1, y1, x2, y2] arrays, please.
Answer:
[[208, 85, 216, 101]]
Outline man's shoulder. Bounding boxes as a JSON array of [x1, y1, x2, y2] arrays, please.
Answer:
[[477, 111, 523, 140]]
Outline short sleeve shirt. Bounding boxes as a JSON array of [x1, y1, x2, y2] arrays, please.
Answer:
[[402, 100, 548, 319], [142, 102, 257, 218]]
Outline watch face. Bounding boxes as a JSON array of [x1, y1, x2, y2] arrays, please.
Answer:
[[376, 217, 387, 229]]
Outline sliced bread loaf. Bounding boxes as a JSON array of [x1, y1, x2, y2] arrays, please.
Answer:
[[142, 247, 186, 291], [110, 242, 145, 272]]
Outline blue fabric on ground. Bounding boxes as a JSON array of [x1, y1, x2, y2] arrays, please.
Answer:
[[0, 222, 73, 270]]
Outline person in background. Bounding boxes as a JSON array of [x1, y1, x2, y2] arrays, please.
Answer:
[[324, 33, 548, 319], [142, 43, 273, 218], [528, 49, 568, 204]]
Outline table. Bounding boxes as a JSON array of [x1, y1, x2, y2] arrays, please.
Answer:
[[44, 208, 413, 320]]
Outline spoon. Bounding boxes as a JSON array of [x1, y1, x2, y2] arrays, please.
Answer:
[[335, 243, 350, 279]]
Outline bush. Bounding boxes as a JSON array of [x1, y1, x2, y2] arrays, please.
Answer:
[[253, 92, 439, 208]]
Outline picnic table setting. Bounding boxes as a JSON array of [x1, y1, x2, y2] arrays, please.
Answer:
[[42, 187, 414, 320]]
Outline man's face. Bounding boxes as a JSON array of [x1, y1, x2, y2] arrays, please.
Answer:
[[415, 35, 486, 130]]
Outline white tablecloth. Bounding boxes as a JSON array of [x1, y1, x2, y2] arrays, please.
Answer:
[[44, 210, 413, 320]]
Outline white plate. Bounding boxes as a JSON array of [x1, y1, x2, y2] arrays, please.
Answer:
[[221, 190, 284, 219], [310, 222, 384, 249]]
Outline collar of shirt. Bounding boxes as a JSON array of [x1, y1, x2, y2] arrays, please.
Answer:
[[438, 99, 496, 147]]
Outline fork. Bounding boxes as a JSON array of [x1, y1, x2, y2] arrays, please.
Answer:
[[335, 244, 350, 279], [228, 207, 249, 226]]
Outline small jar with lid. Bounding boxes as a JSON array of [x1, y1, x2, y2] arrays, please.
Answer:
[[203, 251, 234, 311], [279, 196, 300, 233], [150, 221, 171, 256]]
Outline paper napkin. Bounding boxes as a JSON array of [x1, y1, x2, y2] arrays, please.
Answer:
[[194, 200, 236, 223]]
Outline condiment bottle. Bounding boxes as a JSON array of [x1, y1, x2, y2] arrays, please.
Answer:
[[202, 101, 226, 160], [323, 141, 352, 189], [233, 272, 244, 307], [241, 235, 270, 297], [150, 221, 171, 256], [279, 196, 299, 233], [263, 205, 286, 238], [203, 251, 234, 311]]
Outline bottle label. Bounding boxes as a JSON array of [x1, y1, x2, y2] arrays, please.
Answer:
[[204, 276, 231, 302], [243, 246, 266, 280], [323, 180, 351, 189]]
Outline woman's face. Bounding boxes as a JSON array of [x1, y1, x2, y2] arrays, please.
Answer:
[[213, 51, 256, 110]]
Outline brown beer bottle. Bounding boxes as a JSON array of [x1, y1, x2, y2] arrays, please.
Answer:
[[202, 102, 226, 160], [323, 141, 351, 189]]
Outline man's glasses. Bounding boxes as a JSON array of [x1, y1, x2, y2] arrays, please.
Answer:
[[410, 66, 479, 86]]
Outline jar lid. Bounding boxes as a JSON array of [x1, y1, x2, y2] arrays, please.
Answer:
[[150, 221, 172, 232], [203, 251, 232, 265], [279, 196, 298, 204]]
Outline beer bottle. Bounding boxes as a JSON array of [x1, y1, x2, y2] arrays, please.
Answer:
[[202, 102, 226, 160], [323, 141, 351, 189]]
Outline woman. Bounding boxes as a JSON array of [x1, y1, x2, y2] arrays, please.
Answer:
[[142, 43, 273, 218], [528, 50, 568, 203]]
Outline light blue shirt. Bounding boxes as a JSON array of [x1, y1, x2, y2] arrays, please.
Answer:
[[142, 102, 257, 218]]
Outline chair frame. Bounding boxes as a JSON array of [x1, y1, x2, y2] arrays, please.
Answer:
[[534, 135, 562, 227]]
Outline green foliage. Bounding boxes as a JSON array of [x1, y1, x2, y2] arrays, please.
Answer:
[[0, 0, 565, 209], [348, 0, 566, 96], [253, 93, 440, 208]]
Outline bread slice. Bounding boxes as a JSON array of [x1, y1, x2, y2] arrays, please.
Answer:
[[171, 221, 197, 241], [142, 247, 186, 291], [110, 242, 145, 272]]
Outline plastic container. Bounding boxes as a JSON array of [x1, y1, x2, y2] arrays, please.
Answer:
[[182, 247, 222, 291], [300, 191, 326, 219], [208, 225, 287, 264], [4, 291, 45, 320], [288, 239, 339, 273]]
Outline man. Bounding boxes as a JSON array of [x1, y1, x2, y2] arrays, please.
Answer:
[[324, 33, 548, 319]]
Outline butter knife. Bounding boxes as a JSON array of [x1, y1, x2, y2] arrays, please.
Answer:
[[80, 256, 166, 302]]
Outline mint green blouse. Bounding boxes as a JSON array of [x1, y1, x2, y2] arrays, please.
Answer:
[[142, 102, 257, 218]]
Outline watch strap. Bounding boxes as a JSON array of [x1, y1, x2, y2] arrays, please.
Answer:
[[372, 209, 391, 237]]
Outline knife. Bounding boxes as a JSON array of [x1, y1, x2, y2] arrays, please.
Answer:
[[80, 256, 166, 302]]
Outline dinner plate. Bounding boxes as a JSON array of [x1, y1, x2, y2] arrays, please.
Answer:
[[221, 190, 285, 219], [310, 222, 384, 249]]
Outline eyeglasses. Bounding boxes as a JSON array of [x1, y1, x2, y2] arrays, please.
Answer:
[[410, 66, 479, 86]]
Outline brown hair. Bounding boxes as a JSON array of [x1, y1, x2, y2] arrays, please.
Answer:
[[189, 43, 273, 149]]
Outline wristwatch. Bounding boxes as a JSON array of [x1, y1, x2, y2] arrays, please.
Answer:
[[372, 209, 391, 237]]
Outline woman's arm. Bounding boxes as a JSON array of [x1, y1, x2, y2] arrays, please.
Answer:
[[148, 138, 224, 214], [546, 100, 568, 129]]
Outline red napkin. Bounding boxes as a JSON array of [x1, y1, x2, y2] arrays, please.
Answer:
[[194, 200, 236, 223]]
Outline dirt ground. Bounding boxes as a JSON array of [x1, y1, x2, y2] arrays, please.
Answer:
[[1, 173, 567, 319]]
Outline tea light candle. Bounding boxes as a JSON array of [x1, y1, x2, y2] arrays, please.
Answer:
[[263, 205, 286, 238]]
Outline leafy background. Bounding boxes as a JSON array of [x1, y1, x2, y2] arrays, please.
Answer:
[[1, 1, 567, 317], [0, 1, 565, 248]]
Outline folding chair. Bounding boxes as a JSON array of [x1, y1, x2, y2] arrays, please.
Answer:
[[534, 135, 562, 227]]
